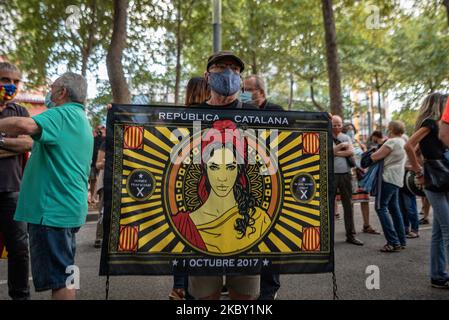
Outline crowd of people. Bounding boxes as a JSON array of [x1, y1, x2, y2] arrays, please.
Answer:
[[1, 48, 449, 301]]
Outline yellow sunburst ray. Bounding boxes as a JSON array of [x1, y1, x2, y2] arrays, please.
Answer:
[[123, 149, 165, 169], [274, 223, 302, 248], [278, 215, 304, 233], [257, 241, 271, 253], [139, 223, 170, 248], [267, 233, 293, 252], [144, 131, 172, 154], [283, 209, 320, 227], [283, 201, 320, 216], [148, 232, 176, 252], [278, 136, 301, 157], [283, 165, 320, 178], [139, 214, 166, 232], [120, 201, 162, 215], [172, 241, 186, 253], [123, 159, 163, 175]]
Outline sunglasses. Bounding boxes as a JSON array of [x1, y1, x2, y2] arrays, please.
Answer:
[[0, 77, 21, 85]]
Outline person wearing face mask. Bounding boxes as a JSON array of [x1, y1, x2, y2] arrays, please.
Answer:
[[188, 51, 263, 301], [0, 72, 93, 299], [193, 51, 256, 111], [0, 62, 33, 300], [241, 75, 283, 111], [241, 74, 283, 300]]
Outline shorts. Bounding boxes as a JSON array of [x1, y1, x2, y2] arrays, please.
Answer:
[[189, 275, 260, 299], [28, 223, 79, 292]]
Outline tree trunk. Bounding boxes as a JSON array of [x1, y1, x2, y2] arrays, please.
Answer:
[[321, 0, 343, 118], [174, 0, 182, 105], [251, 51, 258, 75], [106, 0, 131, 104], [374, 73, 382, 131], [288, 73, 294, 110], [81, 0, 97, 77], [443, 0, 449, 26], [310, 82, 325, 112]]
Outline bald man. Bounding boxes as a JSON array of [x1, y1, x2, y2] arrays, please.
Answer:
[[332, 115, 363, 246]]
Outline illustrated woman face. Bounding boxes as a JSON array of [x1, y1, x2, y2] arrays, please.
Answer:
[[206, 147, 238, 197]]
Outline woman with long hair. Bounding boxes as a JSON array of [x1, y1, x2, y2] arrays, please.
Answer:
[[173, 120, 271, 253], [185, 76, 210, 106], [404, 92, 449, 288]]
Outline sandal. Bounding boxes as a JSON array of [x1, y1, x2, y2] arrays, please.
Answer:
[[419, 218, 429, 225], [406, 231, 419, 239], [380, 244, 401, 253], [363, 225, 381, 235], [169, 288, 186, 300]]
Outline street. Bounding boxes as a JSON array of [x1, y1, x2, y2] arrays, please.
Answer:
[[1, 201, 448, 300]]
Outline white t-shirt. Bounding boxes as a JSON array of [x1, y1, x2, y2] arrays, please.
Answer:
[[382, 137, 406, 187]]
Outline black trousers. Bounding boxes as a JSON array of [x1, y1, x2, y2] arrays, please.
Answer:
[[0, 192, 30, 299], [333, 173, 356, 239], [259, 272, 280, 300]]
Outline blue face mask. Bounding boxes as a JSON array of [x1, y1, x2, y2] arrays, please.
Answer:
[[44, 92, 56, 109], [240, 91, 253, 104], [208, 68, 241, 97]]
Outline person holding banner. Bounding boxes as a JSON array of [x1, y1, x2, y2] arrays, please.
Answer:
[[0, 72, 93, 299], [179, 51, 262, 300], [242, 74, 284, 300], [0, 62, 32, 300]]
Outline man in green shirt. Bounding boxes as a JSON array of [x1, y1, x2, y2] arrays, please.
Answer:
[[0, 72, 93, 299]]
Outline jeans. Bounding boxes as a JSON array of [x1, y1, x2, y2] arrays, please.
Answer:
[[0, 192, 30, 300], [375, 182, 406, 246], [259, 272, 280, 300], [173, 274, 188, 290], [333, 173, 356, 238], [399, 188, 419, 233], [424, 190, 449, 282]]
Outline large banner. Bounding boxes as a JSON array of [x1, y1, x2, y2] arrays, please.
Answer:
[[100, 105, 334, 276]]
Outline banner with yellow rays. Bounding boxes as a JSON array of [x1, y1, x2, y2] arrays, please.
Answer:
[[100, 105, 334, 276]]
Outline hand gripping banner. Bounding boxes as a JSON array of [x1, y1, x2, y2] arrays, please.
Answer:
[[100, 105, 334, 276]]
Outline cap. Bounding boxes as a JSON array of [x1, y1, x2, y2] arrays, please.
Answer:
[[207, 51, 245, 72]]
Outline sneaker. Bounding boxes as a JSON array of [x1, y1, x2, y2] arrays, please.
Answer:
[[431, 279, 449, 289]]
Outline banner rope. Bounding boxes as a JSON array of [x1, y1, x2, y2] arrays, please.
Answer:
[[332, 270, 339, 300], [105, 275, 110, 300]]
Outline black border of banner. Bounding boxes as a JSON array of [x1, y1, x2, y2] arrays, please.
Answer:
[[100, 104, 334, 276]]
